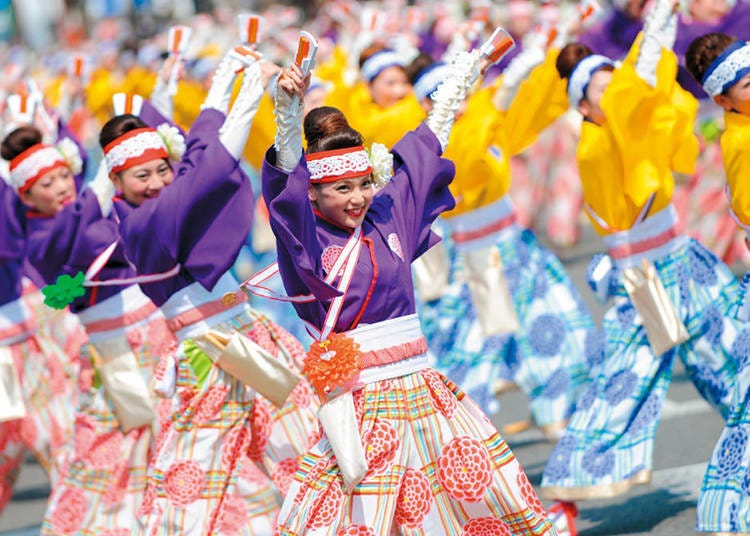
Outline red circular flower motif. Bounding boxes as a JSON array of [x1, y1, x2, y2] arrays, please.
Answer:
[[216, 493, 248, 535], [290, 380, 313, 409], [50, 487, 88, 533], [461, 517, 512, 535], [352, 390, 365, 425], [364, 419, 399, 474], [308, 481, 344, 529], [272, 457, 299, 495], [221, 427, 250, 471], [321, 245, 344, 275], [138, 483, 156, 517], [163, 460, 205, 508], [247, 398, 272, 462], [194, 385, 229, 423], [394, 467, 432, 528], [307, 426, 323, 449], [294, 457, 329, 505], [336, 525, 376, 536], [436, 436, 493, 502], [178, 387, 198, 415], [245, 320, 280, 357], [421, 369, 457, 419], [516, 470, 546, 517], [87, 431, 123, 470]]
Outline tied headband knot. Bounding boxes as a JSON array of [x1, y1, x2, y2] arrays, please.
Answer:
[[566, 54, 614, 108], [306, 146, 373, 183], [702, 40, 750, 97]]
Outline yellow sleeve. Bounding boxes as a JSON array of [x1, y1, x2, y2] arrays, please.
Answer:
[[351, 93, 426, 149], [600, 40, 695, 209], [173, 80, 206, 131], [722, 113, 750, 227], [502, 48, 569, 156], [85, 69, 121, 124], [316, 46, 349, 86]]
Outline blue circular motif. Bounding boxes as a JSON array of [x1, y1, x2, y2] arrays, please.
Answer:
[[742, 471, 750, 496], [701, 306, 725, 347], [533, 270, 549, 299], [716, 427, 748, 479], [616, 303, 636, 330], [540, 369, 570, 399], [576, 384, 599, 412], [582, 445, 615, 478], [676, 264, 690, 304], [690, 364, 728, 410], [628, 393, 661, 435], [584, 329, 606, 369], [689, 248, 719, 286], [529, 314, 565, 357], [544, 435, 577, 482], [731, 330, 750, 365], [603, 370, 638, 406]]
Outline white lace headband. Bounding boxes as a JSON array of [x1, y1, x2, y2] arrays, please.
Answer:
[[360, 50, 405, 83], [306, 146, 373, 183], [9, 139, 82, 193], [413, 63, 452, 101], [567, 54, 614, 108], [702, 40, 750, 97], [104, 128, 169, 174]]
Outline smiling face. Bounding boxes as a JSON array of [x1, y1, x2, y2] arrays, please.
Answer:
[[715, 72, 750, 116], [111, 158, 174, 206], [309, 174, 374, 229], [22, 166, 76, 215], [368, 66, 411, 109]]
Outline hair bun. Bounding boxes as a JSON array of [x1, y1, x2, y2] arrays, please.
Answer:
[[1, 125, 43, 162], [556, 43, 595, 80], [304, 106, 364, 154]]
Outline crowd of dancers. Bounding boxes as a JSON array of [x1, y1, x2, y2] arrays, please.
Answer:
[[2, 0, 750, 534]]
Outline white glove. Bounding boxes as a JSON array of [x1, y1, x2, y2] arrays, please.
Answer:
[[201, 49, 250, 114], [273, 77, 304, 173], [497, 45, 546, 110], [426, 50, 481, 152], [86, 159, 115, 217], [636, 0, 675, 86], [219, 60, 265, 160], [150, 74, 174, 120]]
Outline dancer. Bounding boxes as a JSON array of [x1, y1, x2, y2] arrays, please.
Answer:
[[539, 1, 746, 527], [686, 31, 750, 534], [115, 47, 319, 534], [251, 33, 557, 535], [413, 21, 595, 436]]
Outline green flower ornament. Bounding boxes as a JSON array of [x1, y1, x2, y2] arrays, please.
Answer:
[[42, 272, 86, 309]]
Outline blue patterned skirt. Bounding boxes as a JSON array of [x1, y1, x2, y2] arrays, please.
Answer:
[[420, 223, 595, 429], [541, 238, 744, 501]]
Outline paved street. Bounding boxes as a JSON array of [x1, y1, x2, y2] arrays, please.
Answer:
[[0, 225, 738, 535]]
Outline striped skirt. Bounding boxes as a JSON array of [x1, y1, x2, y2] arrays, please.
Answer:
[[42, 306, 172, 535], [541, 238, 744, 501], [276, 367, 555, 535], [426, 224, 594, 430], [139, 308, 319, 535]]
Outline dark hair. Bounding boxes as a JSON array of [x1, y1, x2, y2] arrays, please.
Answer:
[[556, 43, 595, 79], [406, 52, 437, 86], [99, 114, 149, 150], [359, 44, 386, 68], [1, 125, 43, 161], [686, 33, 737, 85], [304, 106, 364, 154]]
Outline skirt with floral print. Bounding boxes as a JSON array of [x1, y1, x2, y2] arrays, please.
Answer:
[[138, 309, 319, 536], [541, 238, 745, 501], [41, 311, 173, 535], [0, 332, 77, 513], [276, 368, 556, 536], [424, 223, 595, 429]]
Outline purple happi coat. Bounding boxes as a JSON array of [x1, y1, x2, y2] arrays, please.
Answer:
[[117, 108, 253, 306], [0, 180, 26, 305], [262, 123, 455, 333], [580, 7, 643, 61]]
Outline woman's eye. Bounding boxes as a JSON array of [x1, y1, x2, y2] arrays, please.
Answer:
[[336, 186, 349, 192]]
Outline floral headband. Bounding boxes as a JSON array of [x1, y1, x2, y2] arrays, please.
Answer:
[[103, 124, 185, 174], [9, 138, 82, 194], [306, 144, 393, 187], [702, 40, 750, 97]]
